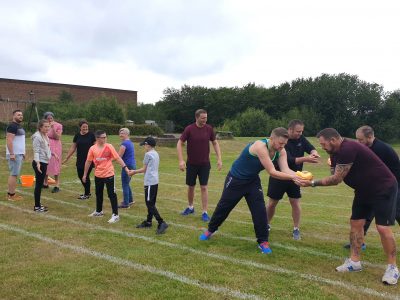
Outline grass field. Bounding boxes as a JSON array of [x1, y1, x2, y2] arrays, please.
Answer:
[[1, 136, 400, 299]]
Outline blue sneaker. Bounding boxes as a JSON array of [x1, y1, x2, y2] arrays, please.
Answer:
[[181, 207, 194, 215], [258, 241, 272, 254], [201, 212, 210, 222], [293, 228, 301, 240], [343, 242, 367, 250], [199, 230, 213, 241]]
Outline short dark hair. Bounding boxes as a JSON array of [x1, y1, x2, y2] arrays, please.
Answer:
[[12, 109, 22, 115], [288, 119, 304, 129], [316, 128, 341, 140], [357, 125, 374, 138], [195, 109, 207, 118], [270, 127, 289, 139], [79, 119, 89, 128], [95, 130, 106, 138]]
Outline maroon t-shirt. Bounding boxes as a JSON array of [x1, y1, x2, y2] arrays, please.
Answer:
[[330, 139, 396, 196], [180, 123, 216, 166]]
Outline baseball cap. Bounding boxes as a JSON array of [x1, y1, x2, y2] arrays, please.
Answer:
[[140, 136, 156, 147]]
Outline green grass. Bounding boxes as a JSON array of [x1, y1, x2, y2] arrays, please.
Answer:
[[1, 136, 400, 299]]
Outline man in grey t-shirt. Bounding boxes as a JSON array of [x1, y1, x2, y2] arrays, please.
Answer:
[[6, 109, 25, 201], [128, 137, 168, 234]]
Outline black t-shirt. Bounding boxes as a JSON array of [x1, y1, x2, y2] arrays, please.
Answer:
[[370, 139, 400, 182], [284, 136, 316, 171], [73, 132, 96, 168], [330, 139, 396, 196]]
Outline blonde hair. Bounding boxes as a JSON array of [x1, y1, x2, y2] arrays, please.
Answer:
[[119, 128, 130, 135]]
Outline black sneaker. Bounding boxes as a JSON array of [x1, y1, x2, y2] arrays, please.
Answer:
[[136, 221, 152, 228], [77, 194, 90, 200], [51, 187, 60, 193], [156, 222, 168, 234], [34, 206, 48, 212]]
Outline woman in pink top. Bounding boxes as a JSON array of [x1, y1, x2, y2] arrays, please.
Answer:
[[43, 112, 62, 193]]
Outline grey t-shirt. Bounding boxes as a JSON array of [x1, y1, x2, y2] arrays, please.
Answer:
[[144, 149, 159, 186]]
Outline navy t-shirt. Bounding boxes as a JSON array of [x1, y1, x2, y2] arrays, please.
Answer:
[[73, 132, 96, 168], [330, 139, 396, 196], [370, 139, 400, 182], [285, 135, 316, 171]]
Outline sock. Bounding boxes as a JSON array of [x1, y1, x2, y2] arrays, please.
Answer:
[[189, 205, 194, 209], [203, 211, 207, 214], [8, 192, 15, 196], [294, 227, 299, 230]]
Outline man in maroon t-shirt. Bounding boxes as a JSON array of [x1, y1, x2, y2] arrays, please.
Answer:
[[301, 128, 399, 285], [177, 109, 222, 222]]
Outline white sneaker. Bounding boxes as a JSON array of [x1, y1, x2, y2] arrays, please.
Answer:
[[336, 258, 362, 272], [382, 264, 399, 285], [88, 211, 104, 217], [108, 214, 120, 224]]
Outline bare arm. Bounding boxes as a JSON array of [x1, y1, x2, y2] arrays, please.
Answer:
[[128, 164, 148, 176], [250, 141, 295, 181], [82, 160, 92, 183], [62, 143, 77, 164], [177, 139, 186, 171], [307, 163, 352, 187], [118, 145, 126, 157], [6, 133, 15, 160], [211, 140, 222, 171]]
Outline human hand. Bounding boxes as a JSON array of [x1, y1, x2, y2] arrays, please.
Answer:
[[217, 160, 222, 171], [179, 161, 186, 172]]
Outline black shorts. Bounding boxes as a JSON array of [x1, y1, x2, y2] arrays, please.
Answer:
[[351, 184, 398, 226], [186, 163, 211, 186], [267, 176, 301, 200]]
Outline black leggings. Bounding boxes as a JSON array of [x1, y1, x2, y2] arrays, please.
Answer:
[[95, 176, 118, 215], [77, 165, 93, 195], [32, 161, 48, 207], [144, 184, 163, 224]]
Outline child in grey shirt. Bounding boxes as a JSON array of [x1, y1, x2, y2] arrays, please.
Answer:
[[129, 137, 168, 234]]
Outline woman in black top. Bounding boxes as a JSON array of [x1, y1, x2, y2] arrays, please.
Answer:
[[63, 120, 96, 199]]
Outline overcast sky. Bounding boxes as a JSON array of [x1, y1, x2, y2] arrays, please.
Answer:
[[1, 0, 399, 103]]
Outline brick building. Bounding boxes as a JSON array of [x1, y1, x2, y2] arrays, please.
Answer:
[[0, 78, 137, 122]]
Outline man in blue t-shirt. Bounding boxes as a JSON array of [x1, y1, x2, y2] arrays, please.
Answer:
[[304, 128, 399, 285], [118, 128, 136, 208], [6, 110, 25, 201]]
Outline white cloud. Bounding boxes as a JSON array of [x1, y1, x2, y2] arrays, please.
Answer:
[[0, 0, 399, 103]]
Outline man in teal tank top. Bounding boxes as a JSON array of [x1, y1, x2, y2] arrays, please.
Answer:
[[199, 127, 304, 254]]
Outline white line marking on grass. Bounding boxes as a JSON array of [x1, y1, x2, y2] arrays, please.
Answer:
[[11, 190, 390, 268], [0, 223, 262, 300], [1, 205, 399, 300]]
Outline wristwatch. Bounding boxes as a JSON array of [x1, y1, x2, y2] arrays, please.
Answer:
[[311, 180, 316, 187]]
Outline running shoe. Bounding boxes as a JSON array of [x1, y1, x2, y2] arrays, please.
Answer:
[[199, 230, 213, 241], [258, 241, 272, 254], [181, 207, 194, 215], [108, 214, 120, 224], [382, 264, 399, 285], [335, 258, 362, 272]]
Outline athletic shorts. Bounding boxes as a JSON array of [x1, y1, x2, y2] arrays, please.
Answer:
[[351, 184, 398, 226], [267, 176, 301, 200], [186, 163, 211, 186], [7, 154, 24, 176]]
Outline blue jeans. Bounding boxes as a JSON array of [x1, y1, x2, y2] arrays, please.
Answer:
[[121, 164, 135, 205]]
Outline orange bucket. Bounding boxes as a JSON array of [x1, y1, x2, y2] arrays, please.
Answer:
[[20, 175, 35, 187]]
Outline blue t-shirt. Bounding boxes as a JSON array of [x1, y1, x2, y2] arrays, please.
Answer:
[[121, 139, 136, 168], [230, 139, 279, 180]]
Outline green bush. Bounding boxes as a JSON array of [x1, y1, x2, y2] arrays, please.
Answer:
[[222, 108, 279, 137]]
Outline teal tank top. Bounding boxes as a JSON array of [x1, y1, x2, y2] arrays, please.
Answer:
[[230, 139, 280, 180]]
